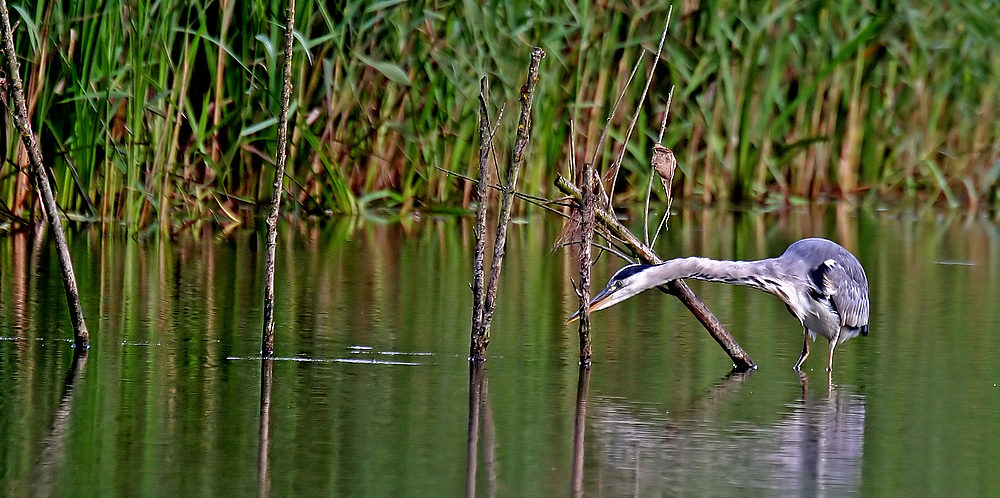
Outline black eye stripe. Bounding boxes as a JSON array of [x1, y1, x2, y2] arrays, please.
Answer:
[[611, 264, 653, 281]]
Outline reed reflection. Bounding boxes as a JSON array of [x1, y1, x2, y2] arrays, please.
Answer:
[[12, 228, 29, 342]]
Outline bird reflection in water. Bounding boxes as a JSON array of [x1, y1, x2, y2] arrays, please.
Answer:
[[586, 371, 866, 496]]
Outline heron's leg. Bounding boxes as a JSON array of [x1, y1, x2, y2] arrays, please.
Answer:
[[793, 328, 810, 370], [826, 329, 841, 372]]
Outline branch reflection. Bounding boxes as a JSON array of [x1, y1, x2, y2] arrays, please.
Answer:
[[258, 358, 274, 497], [571, 364, 591, 497], [32, 348, 89, 496], [465, 362, 496, 498]]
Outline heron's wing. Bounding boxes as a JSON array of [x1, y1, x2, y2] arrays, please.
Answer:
[[808, 258, 870, 329]]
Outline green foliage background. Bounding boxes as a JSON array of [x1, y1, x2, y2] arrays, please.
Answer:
[[1, 1, 997, 229]]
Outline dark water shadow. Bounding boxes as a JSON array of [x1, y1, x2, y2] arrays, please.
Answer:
[[465, 362, 496, 498], [258, 358, 274, 497], [588, 370, 865, 495], [31, 347, 89, 496]]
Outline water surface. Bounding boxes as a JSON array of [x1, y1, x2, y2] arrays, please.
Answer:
[[1, 207, 999, 495]]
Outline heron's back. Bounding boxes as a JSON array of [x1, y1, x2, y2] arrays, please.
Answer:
[[781, 238, 870, 338]]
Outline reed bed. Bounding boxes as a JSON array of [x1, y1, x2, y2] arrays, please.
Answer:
[[1, 1, 997, 229]]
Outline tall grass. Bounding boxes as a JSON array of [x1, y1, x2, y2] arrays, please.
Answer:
[[1, 1, 998, 230]]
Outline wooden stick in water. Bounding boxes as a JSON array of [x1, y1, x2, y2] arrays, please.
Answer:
[[472, 47, 545, 361], [470, 77, 492, 360], [577, 161, 596, 363], [261, 0, 295, 357], [0, 0, 89, 348]]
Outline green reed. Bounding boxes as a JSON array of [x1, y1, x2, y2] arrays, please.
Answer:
[[1, 1, 997, 230]]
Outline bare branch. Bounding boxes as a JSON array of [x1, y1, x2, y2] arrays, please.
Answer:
[[472, 47, 546, 361]]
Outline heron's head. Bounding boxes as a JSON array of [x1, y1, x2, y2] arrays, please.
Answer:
[[566, 263, 657, 324]]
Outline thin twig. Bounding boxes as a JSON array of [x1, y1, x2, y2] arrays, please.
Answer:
[[646, 84, 674, 245], [651, 193, 672, 247], [568, 119, 577, 182], [592, 242, 634, 263], [606, 5, 673, 210], [589, 51, 646, 204], [488, 103, 506, 186], [588, 52, 646, 172], [657, 85, 674, 145], [436, 167, 572, 213], [651, 86, 676, 247], [643, 174, 653, 246]]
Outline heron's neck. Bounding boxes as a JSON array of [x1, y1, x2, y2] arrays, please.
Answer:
[[650, 256, 782, 293]]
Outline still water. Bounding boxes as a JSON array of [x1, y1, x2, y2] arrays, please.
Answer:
[[1, 206, 999, 495]]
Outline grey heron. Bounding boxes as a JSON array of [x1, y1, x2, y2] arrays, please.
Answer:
[[568, 238, 869, 371]]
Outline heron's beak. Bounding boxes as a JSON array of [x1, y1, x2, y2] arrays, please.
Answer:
[[565, 286, 615, 324]]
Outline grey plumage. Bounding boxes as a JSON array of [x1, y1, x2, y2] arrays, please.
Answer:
[[569, 238, 870, 370]]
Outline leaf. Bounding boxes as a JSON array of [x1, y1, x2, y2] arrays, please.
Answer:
[[651, 144, 677, 199], [254, 34, 275, 61], [240, 101, 300, 137], [358, 189, 403, 210], [240, 117, 277, 137], [292, 30, 314, 66], [355, 54, 411, 86], [11, 6, 40, 55], [365, 0, 407, 12]]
